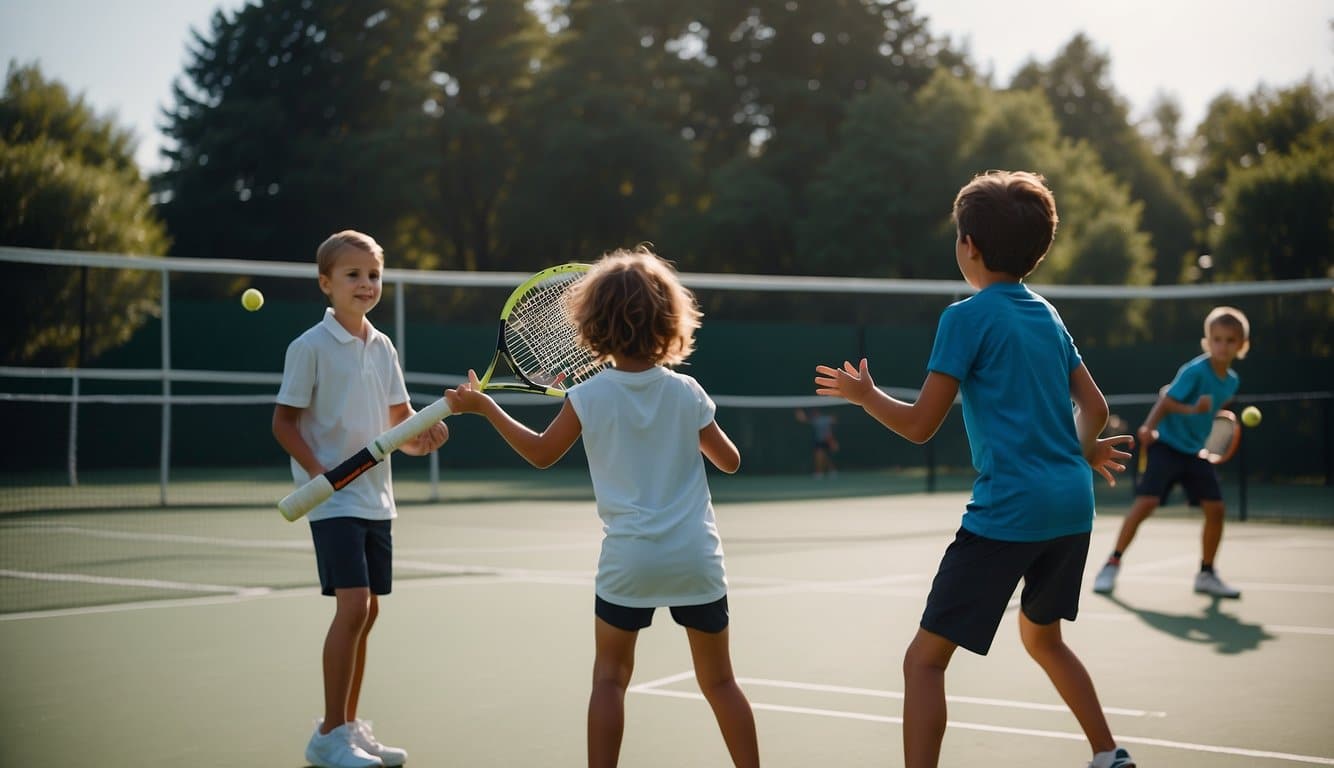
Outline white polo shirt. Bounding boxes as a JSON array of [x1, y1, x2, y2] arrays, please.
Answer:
[[276, 308, 409, 521], [568, 367, 726, 607]]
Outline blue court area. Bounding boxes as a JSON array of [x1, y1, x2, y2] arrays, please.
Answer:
[[1, 472, 1332, 766]]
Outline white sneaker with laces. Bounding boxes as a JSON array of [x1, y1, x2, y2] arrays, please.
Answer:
[[1194, 569, 1241, 598], [1087, 746, 1136, 767], [1092, 562, 1119, 594], [305, 722, 383, 768], [351, 719, 408, 767]]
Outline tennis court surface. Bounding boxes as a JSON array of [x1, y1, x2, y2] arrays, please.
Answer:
[[2, 471, 1332, 766]]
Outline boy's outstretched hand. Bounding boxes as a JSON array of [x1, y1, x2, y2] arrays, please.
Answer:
[[815, 358, 876, 406], [445, 369, 494, 415], [1088, 433, 1134, 486]]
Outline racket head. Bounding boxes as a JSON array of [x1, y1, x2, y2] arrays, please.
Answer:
[[478, 263, 605, 395], [1199, 409, 1241, 464]]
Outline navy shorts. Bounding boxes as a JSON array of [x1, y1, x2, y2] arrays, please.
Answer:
[[1135, 441, 1222, 506], [595, 595, 730, 634], [310, 517, 393, 596], [920, 528, 1089, 655]]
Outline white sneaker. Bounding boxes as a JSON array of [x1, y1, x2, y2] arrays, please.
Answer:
[[1194, 570, 1241, 598], [1087, 746, 1136, 767], [1092, 562, 1119, 594], [306, 722, 383, 768], [351, 719, 408, 767]]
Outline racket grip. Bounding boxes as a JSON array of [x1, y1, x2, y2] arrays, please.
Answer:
[[277, 398, 453, 522], [374, 398, 453, 454], [278, 474, 335, 522]]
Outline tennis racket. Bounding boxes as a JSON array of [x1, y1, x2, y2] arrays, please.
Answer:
[[278, 263, 604, 521], [1198, 409, 1241, 464], [1135, 409, 1241, 472]]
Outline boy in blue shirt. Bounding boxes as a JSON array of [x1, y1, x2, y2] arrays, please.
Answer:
[[816, 171, 1136, 768], [1093, 306, 1250, 598]]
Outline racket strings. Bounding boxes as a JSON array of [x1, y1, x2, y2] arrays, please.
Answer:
[[504, 276, 602, 388]]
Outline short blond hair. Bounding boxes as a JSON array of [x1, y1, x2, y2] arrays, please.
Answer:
[[569, 245, 702, 367], [1201, 305, 1251, 360], [316, 230, 384, 275]]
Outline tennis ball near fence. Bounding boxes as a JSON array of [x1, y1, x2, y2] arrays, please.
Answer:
[[1241, 405, 1262, 427], [241, 288, 264, 312]]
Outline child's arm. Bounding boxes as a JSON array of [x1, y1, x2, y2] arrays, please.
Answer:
[[389, 402, 450, 456], [445, 369, 581, 468], [272, 404, 323, 478], [1070, 364, 1134, 486], [700, 421, 741, 474], [814, 358, 956, 444], [1138, 384, 1211, 447]]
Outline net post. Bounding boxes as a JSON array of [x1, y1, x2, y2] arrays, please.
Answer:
[[925, 442, 936, 493], [429, 451, 440, 502], [1238, 425, 1249, 522], [67, 373, 79, 487], [394, 278, 406, 365], [1325, 398, 1333, 488], [159, 269, 171, 507]]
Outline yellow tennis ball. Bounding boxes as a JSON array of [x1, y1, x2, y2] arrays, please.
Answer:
[[241, 287, 264, 312], [1241, 405, 1262, 427]]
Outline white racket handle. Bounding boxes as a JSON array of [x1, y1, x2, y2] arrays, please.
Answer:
[[278, 398, 453, 521]]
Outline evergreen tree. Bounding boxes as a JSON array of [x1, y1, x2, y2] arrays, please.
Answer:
[[154, 0, 440, 280]]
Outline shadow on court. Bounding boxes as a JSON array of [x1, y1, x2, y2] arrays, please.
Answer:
[[1099, 593, 1276, 655]]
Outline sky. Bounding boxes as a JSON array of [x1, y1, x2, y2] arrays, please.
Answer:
[[2, 0, 1330, 173]]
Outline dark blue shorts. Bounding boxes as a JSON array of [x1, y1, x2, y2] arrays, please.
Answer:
[[1135, 441, 1222, 506], [310, 517, 393, 596], [920, 528, 1089, 655], [595, 595, 729, 634]]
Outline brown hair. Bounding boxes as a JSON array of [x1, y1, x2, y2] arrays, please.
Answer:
[[952, 170, 1059, 278], [570, 245, 702, 367], [1202, 305, 1251, 359], [316, 230, 384, 275]]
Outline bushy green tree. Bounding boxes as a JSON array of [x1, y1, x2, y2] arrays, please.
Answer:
[[154, 0, 440, 279], [499, 0, 696, 268], [1011, 35, 1199, 284], [421, 0, 546, 272], [0, 62, 167, 365]]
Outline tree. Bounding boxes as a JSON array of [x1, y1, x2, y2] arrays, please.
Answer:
[[421, 0, 546, 272], [1190, 79, 1333, 230], [499, 0, 697, 268], [1212, 144, 1333, 282], [154, 0, 441, 281], [1011, 34, 1199, 284], [0, 62, 168, 365]]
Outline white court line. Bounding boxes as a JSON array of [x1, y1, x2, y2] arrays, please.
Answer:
[[632, 672, 1164, 717], [630, 673, 1334, 765], [730, 572, 928, 598], [5, 524, 309, 550], [8, 523, 592, 556], [0, 567, 267, 596], [0, 568, 569, 622], [0, 583, 300, 622]]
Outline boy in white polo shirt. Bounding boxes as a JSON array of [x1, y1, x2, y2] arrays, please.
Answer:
[[273, 230, 448, 768]]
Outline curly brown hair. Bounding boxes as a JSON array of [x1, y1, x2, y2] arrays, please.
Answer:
[[570, 245, 702, 367]]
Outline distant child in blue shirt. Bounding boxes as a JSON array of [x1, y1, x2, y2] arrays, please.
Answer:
[[445, 246, 759, 768], [815, 171, 1136, 768], [1093, 306, 1250, 599]]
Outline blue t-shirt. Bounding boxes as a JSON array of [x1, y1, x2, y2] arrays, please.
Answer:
[[1156, 353, 1240, 455], [927, 282, 1094, 542]]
